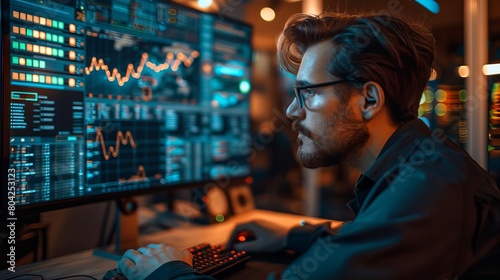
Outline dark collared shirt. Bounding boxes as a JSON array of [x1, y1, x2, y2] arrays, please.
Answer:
[[148, 119, 500, 280]]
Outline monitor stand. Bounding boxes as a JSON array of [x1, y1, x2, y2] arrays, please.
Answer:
[[93, 197, 138, 261]]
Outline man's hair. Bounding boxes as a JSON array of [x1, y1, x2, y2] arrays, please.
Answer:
[[277, 12, 435, 124]]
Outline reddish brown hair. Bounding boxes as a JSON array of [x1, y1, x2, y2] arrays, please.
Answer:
[[278, 12, 435, 123]]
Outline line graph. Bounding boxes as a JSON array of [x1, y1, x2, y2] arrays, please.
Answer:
[[85, 30, 200, 102], [86, 121, 165, 188], [119, 165, 147, 182], [92, 127, 138, 160], [85, 51, 199, 86]]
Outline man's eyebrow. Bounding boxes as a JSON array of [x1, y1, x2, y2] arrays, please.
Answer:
[[295, 80, 311, 87]]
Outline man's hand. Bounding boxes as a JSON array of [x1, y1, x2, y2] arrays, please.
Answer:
[[118, 243, 193, 280], [226, 220, 289, 253]]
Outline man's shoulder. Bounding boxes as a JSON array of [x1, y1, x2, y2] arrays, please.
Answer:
[[372, 138, 497, 201], [399, 134, 487, 183]]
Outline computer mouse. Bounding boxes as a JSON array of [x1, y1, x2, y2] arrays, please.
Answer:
[[235, 230, 256, 243]]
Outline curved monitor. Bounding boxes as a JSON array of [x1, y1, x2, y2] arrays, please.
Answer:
[[1, 0, 253, 214]]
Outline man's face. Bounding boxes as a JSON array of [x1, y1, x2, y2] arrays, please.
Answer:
[[285, 41, 369, 168]]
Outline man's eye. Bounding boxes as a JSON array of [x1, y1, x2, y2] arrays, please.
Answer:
[[304, 89, 315, 95]]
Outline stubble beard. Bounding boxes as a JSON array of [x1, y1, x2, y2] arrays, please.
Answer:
[[294, 108, 370, 169]]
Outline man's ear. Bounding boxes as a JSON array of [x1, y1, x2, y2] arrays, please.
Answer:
[[359, 81, 385, 120]]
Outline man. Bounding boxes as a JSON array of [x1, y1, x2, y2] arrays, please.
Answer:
[[117, 12, 500, 280]]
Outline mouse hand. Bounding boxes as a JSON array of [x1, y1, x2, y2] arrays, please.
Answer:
[[227, 220, 289, 253]]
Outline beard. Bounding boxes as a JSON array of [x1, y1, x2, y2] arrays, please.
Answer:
[[293, 107, 369, 169]]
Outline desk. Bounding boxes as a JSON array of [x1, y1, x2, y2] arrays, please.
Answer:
[[0, 209, 342, 280]]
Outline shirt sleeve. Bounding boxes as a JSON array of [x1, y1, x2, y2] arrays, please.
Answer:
[[279, 168, 465, 280], [285, 222, 336, 253], [145, 261, 216, 280]]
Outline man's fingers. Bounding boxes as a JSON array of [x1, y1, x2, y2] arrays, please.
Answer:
[[232, 240, 257, 252], [118, 257, 135, 274], [146, 243, 163, 249], [137, 247, 151, 255], [123, 249, 142, 263]]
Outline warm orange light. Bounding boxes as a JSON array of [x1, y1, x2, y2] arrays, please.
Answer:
[[458, 66, 469, 78], [245, 176, 254, 185], [260, 7, 276, 22], [237, 236, 246, 242], [202, 62, 212, 75]]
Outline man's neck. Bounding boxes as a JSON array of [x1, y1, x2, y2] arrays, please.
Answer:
[[347, 115, 399, 174]]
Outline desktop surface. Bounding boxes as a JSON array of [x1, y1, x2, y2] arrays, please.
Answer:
[[0, 210, 341, 279]]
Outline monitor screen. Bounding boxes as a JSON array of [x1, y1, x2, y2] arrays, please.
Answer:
[[1, 0, 253, 213]]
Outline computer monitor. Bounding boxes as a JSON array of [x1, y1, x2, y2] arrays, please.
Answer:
[[1, 0, 253, 216]]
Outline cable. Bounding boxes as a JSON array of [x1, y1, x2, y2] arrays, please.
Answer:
[[4, 274, 99, 280], [52, 275, 98, 280], [5, 274, 44, 280]]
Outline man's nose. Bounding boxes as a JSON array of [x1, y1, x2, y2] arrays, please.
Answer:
[[286, 97, 302, 119]]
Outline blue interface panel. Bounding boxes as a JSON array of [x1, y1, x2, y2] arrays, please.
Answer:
[[6, 0, 252, 207]]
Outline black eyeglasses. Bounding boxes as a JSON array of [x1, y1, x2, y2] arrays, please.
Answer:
[[293, 80, 362, 108]]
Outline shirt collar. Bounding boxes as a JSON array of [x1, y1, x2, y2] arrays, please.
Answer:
[[348, 119, 433, 215]]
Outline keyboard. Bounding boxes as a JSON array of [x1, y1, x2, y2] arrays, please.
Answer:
[[189, 243, 250, 277], [103, 243, 250, 280]]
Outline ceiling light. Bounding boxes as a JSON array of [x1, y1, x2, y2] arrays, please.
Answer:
[[483, 63, 500, 76], [260, 7, 275, 22], [198, 0, 212, 8]]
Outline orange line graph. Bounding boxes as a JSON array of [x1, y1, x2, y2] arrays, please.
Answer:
[[119, 165, 147, 182], [135, 165, 146, 177], [118, 165, 164, 182], [85, 50, 199, 86], [93, 127, 138, 160]]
